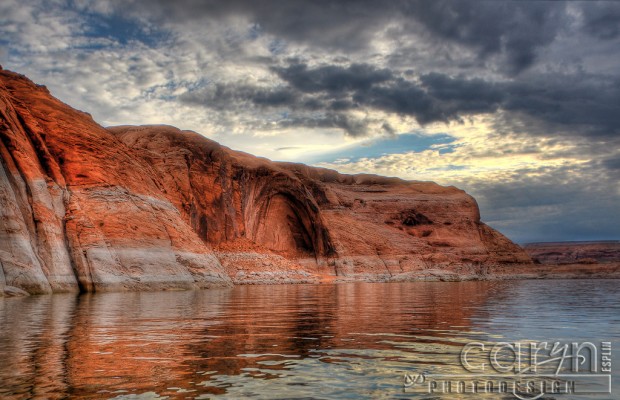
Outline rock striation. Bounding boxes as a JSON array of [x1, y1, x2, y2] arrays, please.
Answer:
[[0, 68, 531, 295]]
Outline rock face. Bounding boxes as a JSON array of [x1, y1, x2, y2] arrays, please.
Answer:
[[0, 69, 231, 294], [0, 68, 531, 294], [524, 241, 620, 264], [111, 125, 531, 284]]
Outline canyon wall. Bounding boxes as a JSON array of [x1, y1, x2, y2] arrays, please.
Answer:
[[0, 67, 531, 295]]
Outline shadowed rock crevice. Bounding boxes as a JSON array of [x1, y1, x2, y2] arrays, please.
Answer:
[[247, 189, 334, 258], [251, 193, 315, 255], [401, 210, 433, 226], [243, 171, 336, 260]]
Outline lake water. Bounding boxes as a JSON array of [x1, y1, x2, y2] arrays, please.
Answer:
[[0, 280, 618, 399]]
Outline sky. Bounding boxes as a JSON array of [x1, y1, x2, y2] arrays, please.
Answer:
[[1, 0, 619, 244]]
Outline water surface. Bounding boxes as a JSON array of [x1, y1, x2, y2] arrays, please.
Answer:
[[1, 280, 618, 399]]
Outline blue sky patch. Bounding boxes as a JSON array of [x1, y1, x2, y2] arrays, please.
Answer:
[[83, 12, 169, 48], [307, 132, 457, 164]]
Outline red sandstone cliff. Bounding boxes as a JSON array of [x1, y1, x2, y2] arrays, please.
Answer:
[[0, 68, 231, 294], [0, 67, 531, 295]]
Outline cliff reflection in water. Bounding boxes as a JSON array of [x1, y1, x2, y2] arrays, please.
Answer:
[[1, 281, 618, 399]]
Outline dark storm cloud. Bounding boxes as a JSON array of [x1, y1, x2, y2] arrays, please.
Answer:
[[112, 0, 620, 137], [360, 79, 436, 122], [278, 113, 372, 137], [581, 2, 620, 40], [183, 60, 620, 138], [122, 0, 397, 51], [271, 63, 393, 93], [118, 0, 598, 75], [601, 155, 620, 179], [603, 157, 620, 170], [180, 83, 298, 110], [419, 73, 503, 107], [438, 73, 620, 138], [502, 75, 620, 137], [270, 63, 439, 121], [401, 1, 568, 75], [415, 73, 504, 121]]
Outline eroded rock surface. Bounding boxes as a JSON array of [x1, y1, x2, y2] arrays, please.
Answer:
[[0, 68, 532, 294], [0, 69, 231, 294]]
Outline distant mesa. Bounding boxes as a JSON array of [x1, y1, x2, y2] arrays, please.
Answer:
[[0, 67, 535, 295], [524, 241, 620, 265]]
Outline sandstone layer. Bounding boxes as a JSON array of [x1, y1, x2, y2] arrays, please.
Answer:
[[0, 67, 533, 295]]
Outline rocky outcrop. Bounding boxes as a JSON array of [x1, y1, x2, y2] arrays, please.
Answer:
[[109, 125, 532, 284], [0, 68, 531, 294], [0, 69, 231, 294], [524, 241, 620, 264]]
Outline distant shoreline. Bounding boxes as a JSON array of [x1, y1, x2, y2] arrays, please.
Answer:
[[3, 262, 619, 298], [523, 241, 620, 265], [524, 240, 620, 245]]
